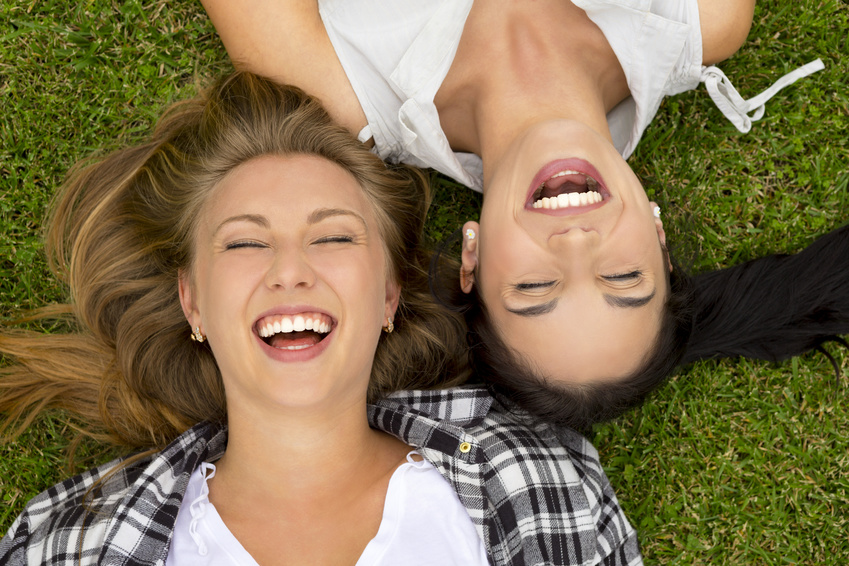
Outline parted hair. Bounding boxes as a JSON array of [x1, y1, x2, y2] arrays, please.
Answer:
[[0, 72, 468, 451]]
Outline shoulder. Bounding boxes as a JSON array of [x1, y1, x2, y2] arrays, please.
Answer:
[[0, 422, 225, 565], [0, 455, 146, 565], [200, 0, 367, 136], [698, 0, 756, 65], [479, 399, 643, 564]]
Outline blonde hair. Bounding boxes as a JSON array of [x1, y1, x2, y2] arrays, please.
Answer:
[[0, 72, 468, 452]]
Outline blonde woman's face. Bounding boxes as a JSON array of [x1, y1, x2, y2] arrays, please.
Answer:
[[179, 155, 398, 415]]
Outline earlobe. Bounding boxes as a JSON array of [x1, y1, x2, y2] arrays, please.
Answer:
[[460, 221, 479, 294]]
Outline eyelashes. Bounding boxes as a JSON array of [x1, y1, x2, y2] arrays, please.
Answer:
[[515, 281, 556, 291], [602, 270, 643, 281], [314, 235, 355, 244], [516, 270, 643, 289], [224, 240, 266, 250], [224, 235, 355, 250]]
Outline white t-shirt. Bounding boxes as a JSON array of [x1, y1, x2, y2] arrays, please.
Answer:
[[318, 0, 823, 192], [166, 455, 489, 565]]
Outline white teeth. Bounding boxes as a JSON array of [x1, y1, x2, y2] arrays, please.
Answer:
[[258, 313, 332, 339], [532, 191, 602, 209], [550, 169, 580, 178]]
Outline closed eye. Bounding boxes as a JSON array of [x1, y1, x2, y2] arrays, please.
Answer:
[[515, 280, 556, 291], [314, 235, 355, 244], [602, 270, 642, 282], [225, 240, 267, 250]]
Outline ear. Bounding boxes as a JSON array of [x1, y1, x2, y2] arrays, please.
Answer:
[[650, 201, 667, 246], [384, 277, 401, 321], [178, 269, 201, 328], [459, 221, 479, 294], [649, 202, 673, 273]]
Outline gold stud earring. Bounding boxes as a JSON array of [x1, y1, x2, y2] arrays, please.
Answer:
[[190, 327, 205, 343], [382, 317, 394, 334]]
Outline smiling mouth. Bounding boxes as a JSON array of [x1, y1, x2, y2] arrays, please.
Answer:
[[531, 170, 603, 210], [256, 313, 334, 351]]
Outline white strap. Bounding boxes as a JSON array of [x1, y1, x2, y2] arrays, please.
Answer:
[[701, 59, 825, 133], [187, 462, 217, 556], [357, 124, 374, 144]]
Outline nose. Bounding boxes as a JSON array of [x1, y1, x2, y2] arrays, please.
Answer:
[[549, 227, 599, 250], [265, 244, 316, 290], [550, 228, 599, 278]]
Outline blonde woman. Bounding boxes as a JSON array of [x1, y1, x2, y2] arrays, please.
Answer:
[[0, 73, 640, 565]]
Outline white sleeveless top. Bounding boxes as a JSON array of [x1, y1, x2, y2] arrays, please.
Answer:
[[166, 455, 489, 565], [318, 0, 823, 192]]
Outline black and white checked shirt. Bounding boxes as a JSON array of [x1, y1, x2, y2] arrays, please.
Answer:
[[1, 387, 642, 565]]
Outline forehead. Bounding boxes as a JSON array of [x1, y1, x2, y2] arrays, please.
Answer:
[[485, 272, 668, 385], [204, 154, 370, 217]]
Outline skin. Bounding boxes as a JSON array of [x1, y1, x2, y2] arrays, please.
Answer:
[[460, 121, 669, 382], [179, 154, 412, 565], [200, 0, 756, 387]]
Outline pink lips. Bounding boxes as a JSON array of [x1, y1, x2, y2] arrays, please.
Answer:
[[524, 158, 610, 216], [253, 305, 336, 363]]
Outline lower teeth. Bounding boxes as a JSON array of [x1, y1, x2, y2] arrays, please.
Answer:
[[277, 344, 312, 351]]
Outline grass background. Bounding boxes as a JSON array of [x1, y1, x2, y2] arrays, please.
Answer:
[[1, 0, 846, 562]]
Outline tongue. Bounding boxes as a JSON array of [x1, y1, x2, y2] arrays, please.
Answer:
[[269, 331, 323, 349], [541, 174, 588, 198]]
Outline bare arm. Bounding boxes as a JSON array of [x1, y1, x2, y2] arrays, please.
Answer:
[[201, 0, 368, 136], [698, 0, 757, 65]]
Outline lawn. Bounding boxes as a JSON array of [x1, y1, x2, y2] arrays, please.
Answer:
[[1, 0, 847, 562]]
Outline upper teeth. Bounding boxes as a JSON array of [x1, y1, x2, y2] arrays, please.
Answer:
[[533, 191, 602, 209], [257, 313, 332, 337], [533, 170, 602, 209]]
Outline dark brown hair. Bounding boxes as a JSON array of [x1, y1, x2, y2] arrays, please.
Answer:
[[431, 225, 849, 432]]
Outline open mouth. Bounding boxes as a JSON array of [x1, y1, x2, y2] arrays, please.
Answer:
[[525, 159, 609, 213], [256, 312, 334, 351], [531, 170, 603, 210]]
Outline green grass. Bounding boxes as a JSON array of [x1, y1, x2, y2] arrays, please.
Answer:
[[1, 0, 847, 562]]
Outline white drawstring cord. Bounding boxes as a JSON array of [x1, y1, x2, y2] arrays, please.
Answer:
[[701, 58, 824, 133]]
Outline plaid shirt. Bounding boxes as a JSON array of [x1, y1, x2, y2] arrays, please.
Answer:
[[1, 387, 641, 566]]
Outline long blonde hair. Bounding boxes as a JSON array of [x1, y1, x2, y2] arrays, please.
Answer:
[[0, 72, 468, 452]]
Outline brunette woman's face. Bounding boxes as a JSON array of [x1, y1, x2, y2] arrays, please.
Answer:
[[179, 154, 398, 414], [462, 120, 670, 384]]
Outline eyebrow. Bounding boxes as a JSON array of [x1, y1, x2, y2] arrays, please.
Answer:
[[307, 207, 368, 230], [213, 214, 269, 237], [213, 208, 368, 237], [604, 289, 656, 308], [505, 299, 559, 317]]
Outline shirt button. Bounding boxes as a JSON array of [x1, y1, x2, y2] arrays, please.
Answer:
[[459, 442, 471, 454]]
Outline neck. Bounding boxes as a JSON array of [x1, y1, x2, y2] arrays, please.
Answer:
[[211, 396, 405, 506], [473, 79, 613, 191], [435, 0, 628, 191]]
